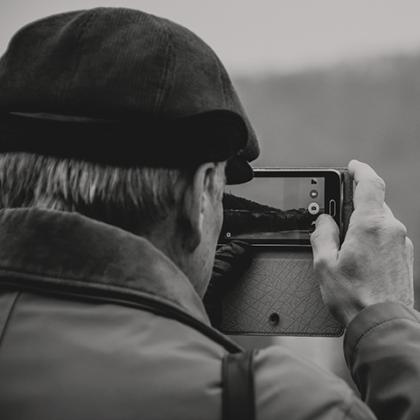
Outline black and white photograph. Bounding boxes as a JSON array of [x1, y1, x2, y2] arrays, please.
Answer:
[[0, 1, 419, 419]]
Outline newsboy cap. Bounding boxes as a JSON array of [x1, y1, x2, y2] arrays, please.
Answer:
[[0, 7, 259, 183]]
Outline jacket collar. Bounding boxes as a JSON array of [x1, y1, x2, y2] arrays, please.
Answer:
[[0, 208, 210, 324]]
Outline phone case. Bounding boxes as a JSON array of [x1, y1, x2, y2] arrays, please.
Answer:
[[219, 168, 353, 336]]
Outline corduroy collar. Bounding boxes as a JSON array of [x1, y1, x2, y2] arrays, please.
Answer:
[[0, 208, 210, 325]]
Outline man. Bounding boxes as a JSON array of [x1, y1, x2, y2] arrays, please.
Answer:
[[0, 7, 418, 420]]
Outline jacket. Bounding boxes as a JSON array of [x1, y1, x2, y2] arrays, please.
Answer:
[[0, 208, 420, 420]]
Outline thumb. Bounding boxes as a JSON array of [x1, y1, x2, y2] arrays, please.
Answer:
[[310, 214, 340, 266]]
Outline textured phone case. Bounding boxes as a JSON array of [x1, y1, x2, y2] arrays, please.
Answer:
[[219, 248, 343, 336], [219, 168, 353, 336]]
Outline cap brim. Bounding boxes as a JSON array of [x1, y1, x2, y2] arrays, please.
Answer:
[[0, 110, 256, 186], [225, 156, 253, 184], [175, 110, 255, 184]]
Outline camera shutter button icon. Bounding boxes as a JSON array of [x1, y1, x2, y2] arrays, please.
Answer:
[[308, 202, 320, 215]]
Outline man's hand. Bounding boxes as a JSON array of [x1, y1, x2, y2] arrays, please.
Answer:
[[311, 160, 414, 326], [204, 240, 252, 328]]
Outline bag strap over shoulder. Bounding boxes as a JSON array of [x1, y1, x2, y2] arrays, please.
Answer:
[[222, 350, 256, 420]]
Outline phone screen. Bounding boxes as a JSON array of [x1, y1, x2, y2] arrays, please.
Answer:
[[222, 170, 340, 245]]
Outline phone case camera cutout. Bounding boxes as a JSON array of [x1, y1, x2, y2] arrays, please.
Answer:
[[218, 168, 353, 337]]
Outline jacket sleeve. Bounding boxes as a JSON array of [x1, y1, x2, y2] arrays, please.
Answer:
[[344, 302, 420, 420], [253, 343, 376, 420]]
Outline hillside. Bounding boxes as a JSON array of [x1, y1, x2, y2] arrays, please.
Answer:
[[223, 192, 279, 212], [222, 193, 313, 238]]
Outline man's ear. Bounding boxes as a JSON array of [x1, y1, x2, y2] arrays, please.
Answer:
[[178, 162, 218, 252]]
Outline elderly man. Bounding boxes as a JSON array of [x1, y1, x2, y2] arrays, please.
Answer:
[[0, 7, 418, 420]]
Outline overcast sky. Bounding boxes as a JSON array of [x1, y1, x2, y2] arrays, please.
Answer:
[[2, 0, 420, 74]]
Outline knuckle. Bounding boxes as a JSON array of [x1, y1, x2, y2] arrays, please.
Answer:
[[353, 214, 407, 242], [372, 176, 386, 191], [388, 220, 407, 238]]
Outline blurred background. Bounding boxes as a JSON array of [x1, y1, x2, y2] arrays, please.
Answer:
[[2, 0, 420, 386]]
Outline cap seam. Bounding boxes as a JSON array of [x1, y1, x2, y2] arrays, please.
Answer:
[[58, 10, 97, 109], [215, 56, 228, 109], [153, 18, 175, 116]]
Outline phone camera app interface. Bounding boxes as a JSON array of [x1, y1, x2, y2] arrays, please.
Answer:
[[310, 190, 318, 198], [308, 202, 320, 215], [223, 177, 325, 243]]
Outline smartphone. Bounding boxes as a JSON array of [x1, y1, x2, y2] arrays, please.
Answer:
[[222, 168, 345, 246], [218, 168, 353, 336]]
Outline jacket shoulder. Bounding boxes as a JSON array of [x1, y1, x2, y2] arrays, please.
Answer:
[[0, 291, 225, 420]]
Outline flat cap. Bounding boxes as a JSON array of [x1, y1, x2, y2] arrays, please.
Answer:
[[0, 7, 260, 183]]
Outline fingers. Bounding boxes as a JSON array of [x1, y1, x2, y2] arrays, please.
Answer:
[[311, 214, 340, 267], [216, 240, 251, 261], [348, 160, 386, 211], [213, 239, 253, 281]]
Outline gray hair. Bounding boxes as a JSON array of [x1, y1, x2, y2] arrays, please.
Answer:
[[0, 152, 194, 233]]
